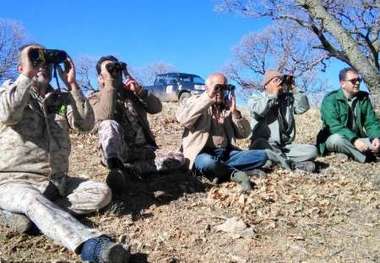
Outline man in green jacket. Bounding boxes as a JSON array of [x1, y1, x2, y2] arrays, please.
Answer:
[[317, 67, 380, 162]]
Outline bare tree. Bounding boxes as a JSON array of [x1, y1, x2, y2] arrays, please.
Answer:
[[75, 56, 97, 93], [224, 23, 328, 92], [0, 19, 25, 82], [130, 62, 176, 85], [216, 0, 380, 106]]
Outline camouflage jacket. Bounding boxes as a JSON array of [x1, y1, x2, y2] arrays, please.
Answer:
[[0, 74, 94, 192]]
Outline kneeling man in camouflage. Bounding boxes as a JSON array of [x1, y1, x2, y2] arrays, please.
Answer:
[[89, 56, 185, 194]]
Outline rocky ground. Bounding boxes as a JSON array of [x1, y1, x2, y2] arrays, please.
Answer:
[[0, 103, 379, 263]]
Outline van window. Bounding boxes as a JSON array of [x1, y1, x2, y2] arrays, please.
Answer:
[[166, 76, 177, 84], [178, 75, 192, 83], [155, 76, 166, 85], [193, 76, 205, 85]]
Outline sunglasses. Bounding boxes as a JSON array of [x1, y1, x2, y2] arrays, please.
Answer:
[[345, 78, 362, 84]]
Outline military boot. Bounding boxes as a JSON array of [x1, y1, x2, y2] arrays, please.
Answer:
[[0, 209, 34, 233], [81, 235, 130, 263], [106, 158, 128, 195]]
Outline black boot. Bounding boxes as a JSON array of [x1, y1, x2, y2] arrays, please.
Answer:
[[106, 158, 128, 195], [80, 235, 130, 263], [106, 158, 124, 170]]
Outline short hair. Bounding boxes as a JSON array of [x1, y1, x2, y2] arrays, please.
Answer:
[[339, 67, 359, 81], [96, 55, 119, 75]]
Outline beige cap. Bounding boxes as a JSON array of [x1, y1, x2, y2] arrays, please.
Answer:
[[262, 70, 282, 87]]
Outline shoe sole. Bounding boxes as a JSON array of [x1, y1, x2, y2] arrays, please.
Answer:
[[107, 244, 130, 263]]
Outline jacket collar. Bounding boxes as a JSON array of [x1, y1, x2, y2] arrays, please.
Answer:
[[336, 88, 348, 101], [336, 88, 362, 102]]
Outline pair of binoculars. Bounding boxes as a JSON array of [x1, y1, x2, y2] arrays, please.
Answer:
[[280, 75, 295, 91], [29, 48, 67, 67], [214, 84, 236, 102], [105, 62, 127, 75], [214, 84, 235, 92]]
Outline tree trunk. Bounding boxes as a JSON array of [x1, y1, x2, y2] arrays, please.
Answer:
[[297, 0, 380, 111]]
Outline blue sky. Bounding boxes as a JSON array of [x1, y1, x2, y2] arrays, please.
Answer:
[[1, 0, 345, 97]]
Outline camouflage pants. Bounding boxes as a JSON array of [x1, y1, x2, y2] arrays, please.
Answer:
[[98, 120, 185, 174], [0, 177, 111, 252]]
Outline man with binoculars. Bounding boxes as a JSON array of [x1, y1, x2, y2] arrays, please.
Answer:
[[0, 44, 130, 263], [248, 70, 318, 172], [176, 73, 268, 192], [90, 56, 185, 194]]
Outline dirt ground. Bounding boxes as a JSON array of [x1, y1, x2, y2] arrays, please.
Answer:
[[0, 103, 379, 263]]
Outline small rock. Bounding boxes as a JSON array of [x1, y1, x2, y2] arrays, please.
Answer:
[[335, 153, 349, 163], [215, 217, 255, 238], [230, 254, 248, 263]]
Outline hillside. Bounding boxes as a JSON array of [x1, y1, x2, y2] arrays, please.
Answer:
[[0, 103, 379, 262]]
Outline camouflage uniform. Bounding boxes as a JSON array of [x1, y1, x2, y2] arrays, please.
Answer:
[[90, 83, 185, 175], [97, 119, 157, 174], [0, 74, 111, 252]]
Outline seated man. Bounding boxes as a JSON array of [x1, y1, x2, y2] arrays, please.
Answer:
[[248, 70, 318, 172], [317, 67, 380, 162], [176, 73, 268, 192], [89, 56, 184, 194], [0, 44, 129, 262]]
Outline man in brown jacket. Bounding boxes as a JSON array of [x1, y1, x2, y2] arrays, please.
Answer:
[[90, 56, 184, 194], [176, 73, 268, 192], [0, 45, 130, 262]]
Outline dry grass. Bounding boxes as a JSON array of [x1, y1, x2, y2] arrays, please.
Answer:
[[0, 103, 379, 262]]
